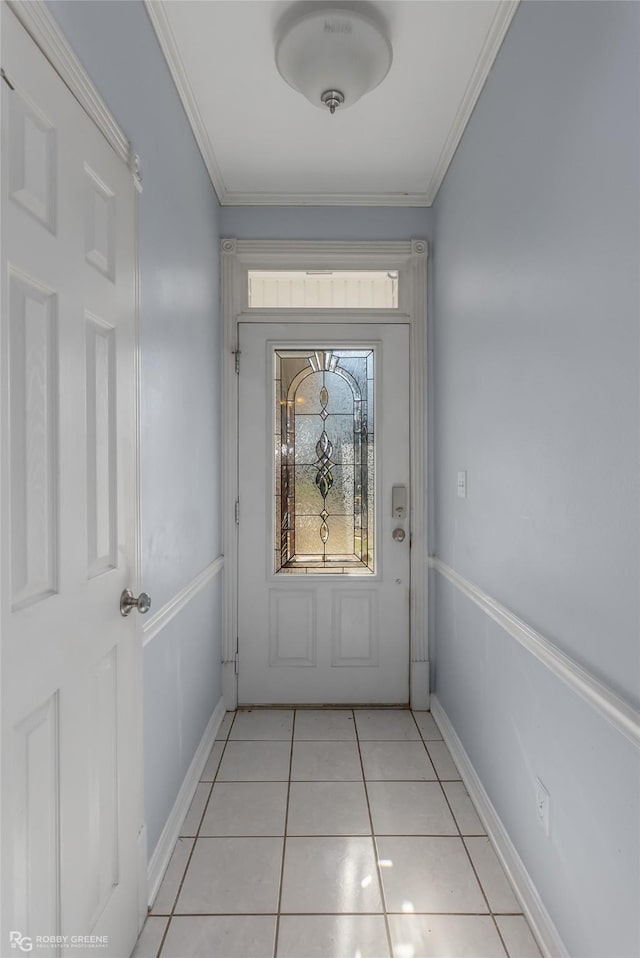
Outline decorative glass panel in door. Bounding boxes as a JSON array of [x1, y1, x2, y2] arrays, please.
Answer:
[[275, 349, 374, 574], [237, 322, 410, 706]]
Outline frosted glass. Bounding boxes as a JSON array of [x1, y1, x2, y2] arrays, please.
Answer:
[[296, 465, 354, 516], [274, 347, 374, 573]]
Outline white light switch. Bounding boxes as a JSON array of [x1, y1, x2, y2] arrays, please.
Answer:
[[457, 471, 467, 499]]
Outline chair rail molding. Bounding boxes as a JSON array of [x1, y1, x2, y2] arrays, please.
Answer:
[[142, 556, 225, 647], [429, 557, 640, 749]]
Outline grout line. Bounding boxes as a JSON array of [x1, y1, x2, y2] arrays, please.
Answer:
[[419, 715, 497, 938], [148, 830, 496, 847], [155, 711, 237, 958], [153, 915, 170, 958], [415, 710, 515, 955], [151, 709, 525, 958], [272, 712, 296, 958], [353, 708, 395, 958], [413, 711, 513, 955], [436, 757, 498, 913], [149, 911, 526, 921], [493, 916, 512, 958]]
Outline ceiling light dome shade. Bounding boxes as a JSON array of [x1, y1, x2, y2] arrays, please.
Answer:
[[275, 8, 392, 113]]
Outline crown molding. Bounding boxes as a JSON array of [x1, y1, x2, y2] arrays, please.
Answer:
[[145, 0, 518, 208], [425, 0, 520, 203], [144, 0, 229, 203], [145, 0, 428, 207], [6, 0, 130, 165]]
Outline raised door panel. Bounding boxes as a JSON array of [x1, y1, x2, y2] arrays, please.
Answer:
[[88, 648, 119, 928], [331, 591, 379, 667], [12, 695, 60, 956], [9, 270, 58, 610], [8, 88, 56, 232], [86, 314, 117, 578], [84, 165, 115, 282], [268, 590, 317, 667]]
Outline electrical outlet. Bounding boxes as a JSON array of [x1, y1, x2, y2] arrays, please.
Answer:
[[457, 471, 467, 499], [535, 778, 550, 837]]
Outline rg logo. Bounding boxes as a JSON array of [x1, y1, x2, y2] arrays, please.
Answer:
[[9, 932, 33, 952]]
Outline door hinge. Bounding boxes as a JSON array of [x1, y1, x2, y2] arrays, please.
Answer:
[[1, 68, 15, 91], [232, 349, 241, 374], [234, 499, 240, 525], [234, 651, 239, 675]]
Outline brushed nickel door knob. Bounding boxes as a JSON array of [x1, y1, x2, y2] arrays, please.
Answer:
[[120, 589, 151, 617], [392, 528, 406, 542]]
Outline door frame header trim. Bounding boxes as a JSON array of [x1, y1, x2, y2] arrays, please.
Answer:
[[221, 239, 429, 710], [6, 0, 133, 169]]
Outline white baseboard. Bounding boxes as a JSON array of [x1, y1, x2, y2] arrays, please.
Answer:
[[146, 695, 226, 906], [430, 695, 569, 958]]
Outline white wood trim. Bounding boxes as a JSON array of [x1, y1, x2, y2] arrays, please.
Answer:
[[146, 696, 225, 905], [226, 238, 415, 262], [136, 824, 148, 934], [144, 0, 228, 202], [6, 0, 131, 165], [408, 240, 429, 698], [222, 191, 430, 208], [424, 0, 520, 202], [429, 557, 640, 749], [148, 1, 423, 208], [144, 1, 518, 208], [132, 173, 147, 936], [221, 243, 240, 674], [430, 696, 569, 958], [222, 239, 429, 709], [142, 556, 225, 647]]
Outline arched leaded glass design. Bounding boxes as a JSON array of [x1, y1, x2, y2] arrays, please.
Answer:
[[274, 348, 374, 574]]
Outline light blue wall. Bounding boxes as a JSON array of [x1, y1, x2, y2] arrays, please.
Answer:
[[47, 1, 223, 857], [220, 204, 433, 242], [432, 3, 640, 956]]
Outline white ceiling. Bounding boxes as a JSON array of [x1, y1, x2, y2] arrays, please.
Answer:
[[146, 0, 519, 206]]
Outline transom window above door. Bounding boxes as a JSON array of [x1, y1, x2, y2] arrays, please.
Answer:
[[249, 270, 398, 309], [274, 348, 375, 575]]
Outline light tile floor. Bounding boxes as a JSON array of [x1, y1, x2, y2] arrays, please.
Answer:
[[133, 709, 542, 958]]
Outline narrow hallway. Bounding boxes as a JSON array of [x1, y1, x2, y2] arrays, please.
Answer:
[[133, 709, 541, 958]]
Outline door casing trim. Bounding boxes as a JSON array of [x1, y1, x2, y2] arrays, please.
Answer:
[[221, 239, 429, 709]]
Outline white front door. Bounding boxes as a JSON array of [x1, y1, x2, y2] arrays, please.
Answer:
[[1, 11, 141, 956], [237, 322, 410, 705]]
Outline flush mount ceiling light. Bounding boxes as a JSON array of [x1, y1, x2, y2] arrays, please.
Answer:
[[275, 7, 392, 115]]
